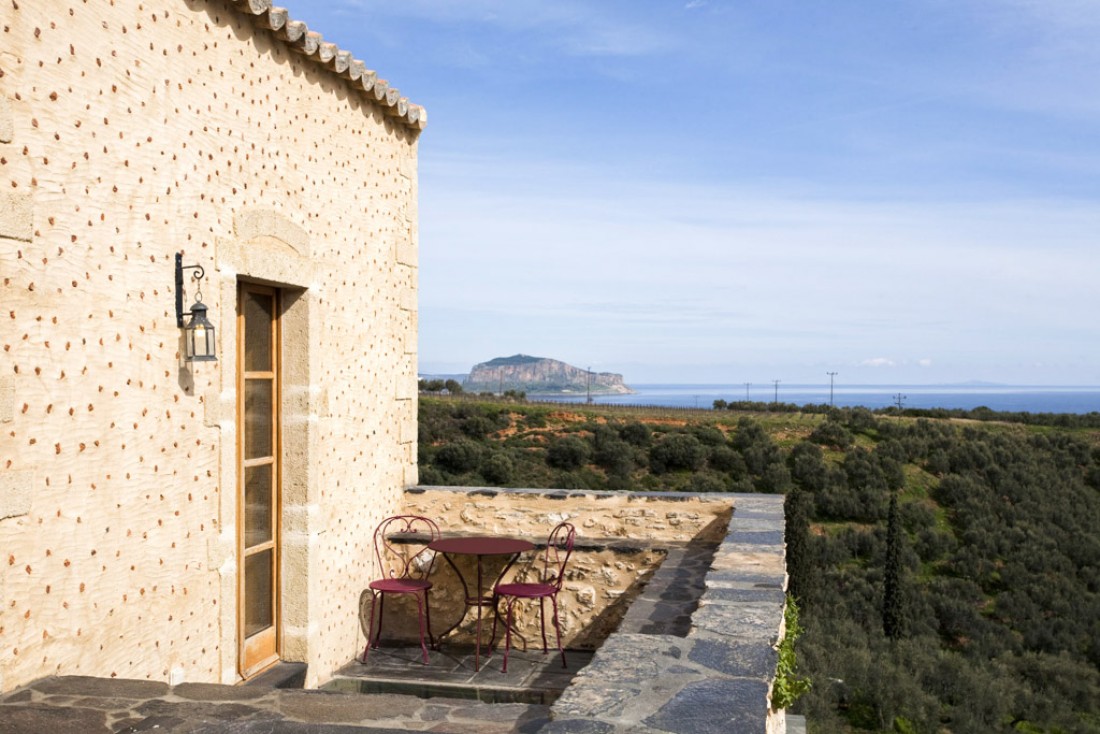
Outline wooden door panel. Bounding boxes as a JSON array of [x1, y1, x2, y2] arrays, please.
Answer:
[[238, 284, 280, 678]]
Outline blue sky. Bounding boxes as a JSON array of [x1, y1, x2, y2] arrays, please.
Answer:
[[289, 1, 1099, 385]]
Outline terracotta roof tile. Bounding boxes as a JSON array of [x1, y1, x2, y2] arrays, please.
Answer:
[[227, 0, 426, 131]]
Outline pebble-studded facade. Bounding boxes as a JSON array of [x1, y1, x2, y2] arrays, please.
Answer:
[[0, 0, 423, 691]]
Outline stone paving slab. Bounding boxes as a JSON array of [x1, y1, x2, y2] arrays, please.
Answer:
[[0, 675, 551, 734], [617, 539, 718, 637], [644, 678, 771, 734], [329, 646, 594, 705], [691, 599, 786, 644]]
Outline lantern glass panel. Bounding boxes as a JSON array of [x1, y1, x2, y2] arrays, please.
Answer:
[[184, 306, 217, 362]]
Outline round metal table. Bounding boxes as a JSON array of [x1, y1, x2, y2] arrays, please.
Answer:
[[428, 535, 534, 671]]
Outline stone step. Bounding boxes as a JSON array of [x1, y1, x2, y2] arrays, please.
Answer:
[[244, 661, 308, 689], [324, 675, 558, 705]]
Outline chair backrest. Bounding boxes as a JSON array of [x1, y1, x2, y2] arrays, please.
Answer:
[[373, 515, 440, 581], [540, 522, 576, 591]]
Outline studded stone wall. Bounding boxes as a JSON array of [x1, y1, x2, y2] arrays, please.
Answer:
[[0, 0, 419, 692]]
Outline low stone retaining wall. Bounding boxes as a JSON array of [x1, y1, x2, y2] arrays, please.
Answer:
[[405, 486, 733, 543], [400, 487, 788, 734], [359, 537, 667, 650], [366, 487, 732, 650]]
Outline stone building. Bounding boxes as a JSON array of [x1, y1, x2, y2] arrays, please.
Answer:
[[0, 0, 424, 690]]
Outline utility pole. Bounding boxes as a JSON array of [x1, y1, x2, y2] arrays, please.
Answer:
[[893, 393, 906, 410], [772, 379, 780, 405], [745, 382, 751, 401], [827, 371, 838, 407], [498, 368, 504, 396], [586, 366, 592, 404]]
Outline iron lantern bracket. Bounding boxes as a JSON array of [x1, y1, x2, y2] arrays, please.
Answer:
[[175, 252, 207, 327]]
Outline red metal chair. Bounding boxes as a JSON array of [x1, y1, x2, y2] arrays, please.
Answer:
[[360, 515, 440, 665], [490, 521, 576, 673]]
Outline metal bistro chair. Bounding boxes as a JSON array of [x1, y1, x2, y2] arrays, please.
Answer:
[[361, 515, 440, 665], [490, 521, 576, 673]]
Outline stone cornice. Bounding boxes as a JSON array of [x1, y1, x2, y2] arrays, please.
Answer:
[[227, 0, 426, 132]]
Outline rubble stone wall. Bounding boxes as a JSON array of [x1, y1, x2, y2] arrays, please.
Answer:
[[359, 544, 666, 652], [0, 0, 419, 691], [368, 487, 734, 651], [405, 486, 733, 544]]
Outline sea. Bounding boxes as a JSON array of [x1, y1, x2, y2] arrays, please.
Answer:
[[529, 384, 1100, 414]]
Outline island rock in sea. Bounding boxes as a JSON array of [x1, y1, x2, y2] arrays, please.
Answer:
[[464, 355, 633, 395]]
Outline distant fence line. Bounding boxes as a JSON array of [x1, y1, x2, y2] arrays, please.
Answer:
[[421, 390, 715, 416], [418, 391, 1100, 429], [524, 397, 717, 417], [418, 391, 826, 421]]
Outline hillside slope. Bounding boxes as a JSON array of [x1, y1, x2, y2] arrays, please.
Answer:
[[417, 397, 1100, 733]]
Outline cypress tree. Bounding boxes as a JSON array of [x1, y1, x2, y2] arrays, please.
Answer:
[[784, 488, 814, 603], [883, 492, 905, 640]]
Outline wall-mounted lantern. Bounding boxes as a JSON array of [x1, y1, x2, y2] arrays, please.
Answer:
[[175, 252, 217, 362]]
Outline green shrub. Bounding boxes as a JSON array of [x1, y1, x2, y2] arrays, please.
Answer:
[[649, 433, 706, 473], [788, 441, 827, 492], [772, 596, 811, 709], [758, 463, 792, 493], [708, 445, 746, 475], [809, 419, 853, 449], [480, 453, 514, 484], [461, 414, 497, 438], [620, 421, 652, 447], [691, 425, 727, 446], [547, 436, 591, 470], [553, 470, 587, 489], [523, 410, 548, 429], [687, 471, 730, 493], [433, 439, 483, 473], [418, 465, 445, 485], [594, 437, 634, 475]]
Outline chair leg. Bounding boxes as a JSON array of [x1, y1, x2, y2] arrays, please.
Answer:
[[551, 595, 566, 669], [375, 593, 386, 649], [425, 590, 436, 650], [539, 597, 549, 653], [488, 593, 500, 649], [502, 597, 516, 673], [415, 592, 430, 665], [361, 591, 379, 663]]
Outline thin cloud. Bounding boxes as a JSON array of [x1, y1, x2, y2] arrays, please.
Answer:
[[559, 25, 671, 57], [301, 0, 1100, 384], [991, 0, 1100, 36], [327, 0, 674, 58]]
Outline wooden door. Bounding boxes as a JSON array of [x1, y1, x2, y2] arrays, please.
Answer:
[[237, 283, 280, 678]]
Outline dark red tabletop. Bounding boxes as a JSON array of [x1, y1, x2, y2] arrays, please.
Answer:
[[429, 536, 533, 556]]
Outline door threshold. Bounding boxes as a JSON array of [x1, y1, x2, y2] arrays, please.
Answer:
[[241, 661, 307, 689]]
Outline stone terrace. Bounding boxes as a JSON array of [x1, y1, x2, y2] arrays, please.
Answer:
[[0, 488, 788, 733]]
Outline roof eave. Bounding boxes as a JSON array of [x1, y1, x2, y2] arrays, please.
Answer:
[[227, 0, 426, 132]]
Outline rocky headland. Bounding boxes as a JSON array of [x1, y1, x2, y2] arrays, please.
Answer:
[[464, 355, 633, 395]]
